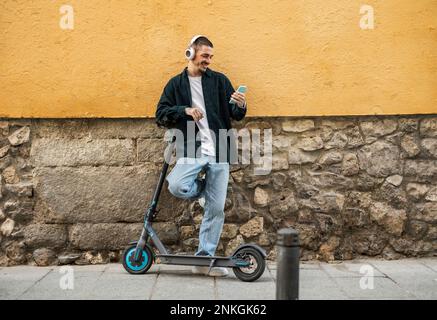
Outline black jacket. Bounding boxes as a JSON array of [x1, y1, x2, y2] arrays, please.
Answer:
[[155, 67, 247, 163]]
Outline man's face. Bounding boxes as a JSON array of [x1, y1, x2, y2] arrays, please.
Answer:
[[192, 45, 214, 73]]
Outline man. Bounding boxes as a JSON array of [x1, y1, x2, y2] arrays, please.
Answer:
[[155, 35, 247, 277]]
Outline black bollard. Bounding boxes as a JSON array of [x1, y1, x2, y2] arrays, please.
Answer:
[[276, 228, 300, 300]]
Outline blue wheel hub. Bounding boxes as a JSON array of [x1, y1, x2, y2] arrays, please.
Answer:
[[125, 248, 148, 271]]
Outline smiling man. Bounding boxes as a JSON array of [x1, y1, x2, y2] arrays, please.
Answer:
[[155, 35, 247, 277]]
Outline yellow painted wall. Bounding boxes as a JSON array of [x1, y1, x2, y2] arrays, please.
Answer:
[[0, 0, 436, 118]]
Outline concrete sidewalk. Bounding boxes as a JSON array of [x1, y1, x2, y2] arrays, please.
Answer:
[[1, 258, 436, 300]]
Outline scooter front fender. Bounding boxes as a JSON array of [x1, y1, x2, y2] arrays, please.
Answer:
[[231, 243, 267, 258]]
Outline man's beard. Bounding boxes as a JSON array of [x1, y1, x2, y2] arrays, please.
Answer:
[[199, 63, 208, 72]]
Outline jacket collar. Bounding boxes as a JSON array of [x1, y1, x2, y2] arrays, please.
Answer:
[[182, 66, 212, 78]]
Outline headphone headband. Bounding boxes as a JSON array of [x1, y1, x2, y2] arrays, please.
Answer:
[[185, 34, 207, 60], [189, 34, 206, 46]]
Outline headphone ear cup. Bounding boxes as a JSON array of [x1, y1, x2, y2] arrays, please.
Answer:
[[185, 47, 195, 60]]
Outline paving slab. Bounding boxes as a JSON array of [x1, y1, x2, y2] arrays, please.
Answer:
[[0, 267, 53, 300], [18, 270, 100, 300], [332, 277, 415, 299], [150, 265, 216, 300], [369, 259, 437, 299], [0, 258, 435, 300], [299, 286, 349, 300], [87, 278, 157, 300], [417, 258, 437, 273], [320, 260, 385, 278]]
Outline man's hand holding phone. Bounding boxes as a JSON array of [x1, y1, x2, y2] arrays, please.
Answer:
[[230, 85, 247, 108], [185, 107, 204, 122]]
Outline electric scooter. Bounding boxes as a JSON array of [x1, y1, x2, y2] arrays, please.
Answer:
[[122, 133, 266, 282]]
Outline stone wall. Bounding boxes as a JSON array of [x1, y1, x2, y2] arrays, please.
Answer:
[[0, 116, 436, 266]]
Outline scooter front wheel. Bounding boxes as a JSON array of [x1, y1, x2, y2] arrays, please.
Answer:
[[122, 244, 153, 274], [232, 247, 265, 282]]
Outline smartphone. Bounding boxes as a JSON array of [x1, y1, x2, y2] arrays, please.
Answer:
[[229, 85, 247, 104]]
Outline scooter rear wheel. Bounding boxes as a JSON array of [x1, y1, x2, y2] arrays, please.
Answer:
[[232, 247, 265, 282], [122, 244, 153, 274]]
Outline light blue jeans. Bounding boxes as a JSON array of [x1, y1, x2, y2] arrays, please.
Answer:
[[166, 155, 229, 257]]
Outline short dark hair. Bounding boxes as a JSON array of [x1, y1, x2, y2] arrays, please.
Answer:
[[193, 36, 213, 49]]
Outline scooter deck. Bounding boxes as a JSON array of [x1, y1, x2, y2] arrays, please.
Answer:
[[156, 254, 248, 268]]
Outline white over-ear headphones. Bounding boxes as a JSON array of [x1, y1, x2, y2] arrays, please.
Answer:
[[185, 34, 206, 60]]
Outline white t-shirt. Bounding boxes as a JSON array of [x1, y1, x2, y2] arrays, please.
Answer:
[[188, 75, 216, 157]]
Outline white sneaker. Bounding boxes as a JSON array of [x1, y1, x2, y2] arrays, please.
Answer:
[[192, 266, 209, 275], [208, 267, 229, 277], [198, 197, 205, 208]]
